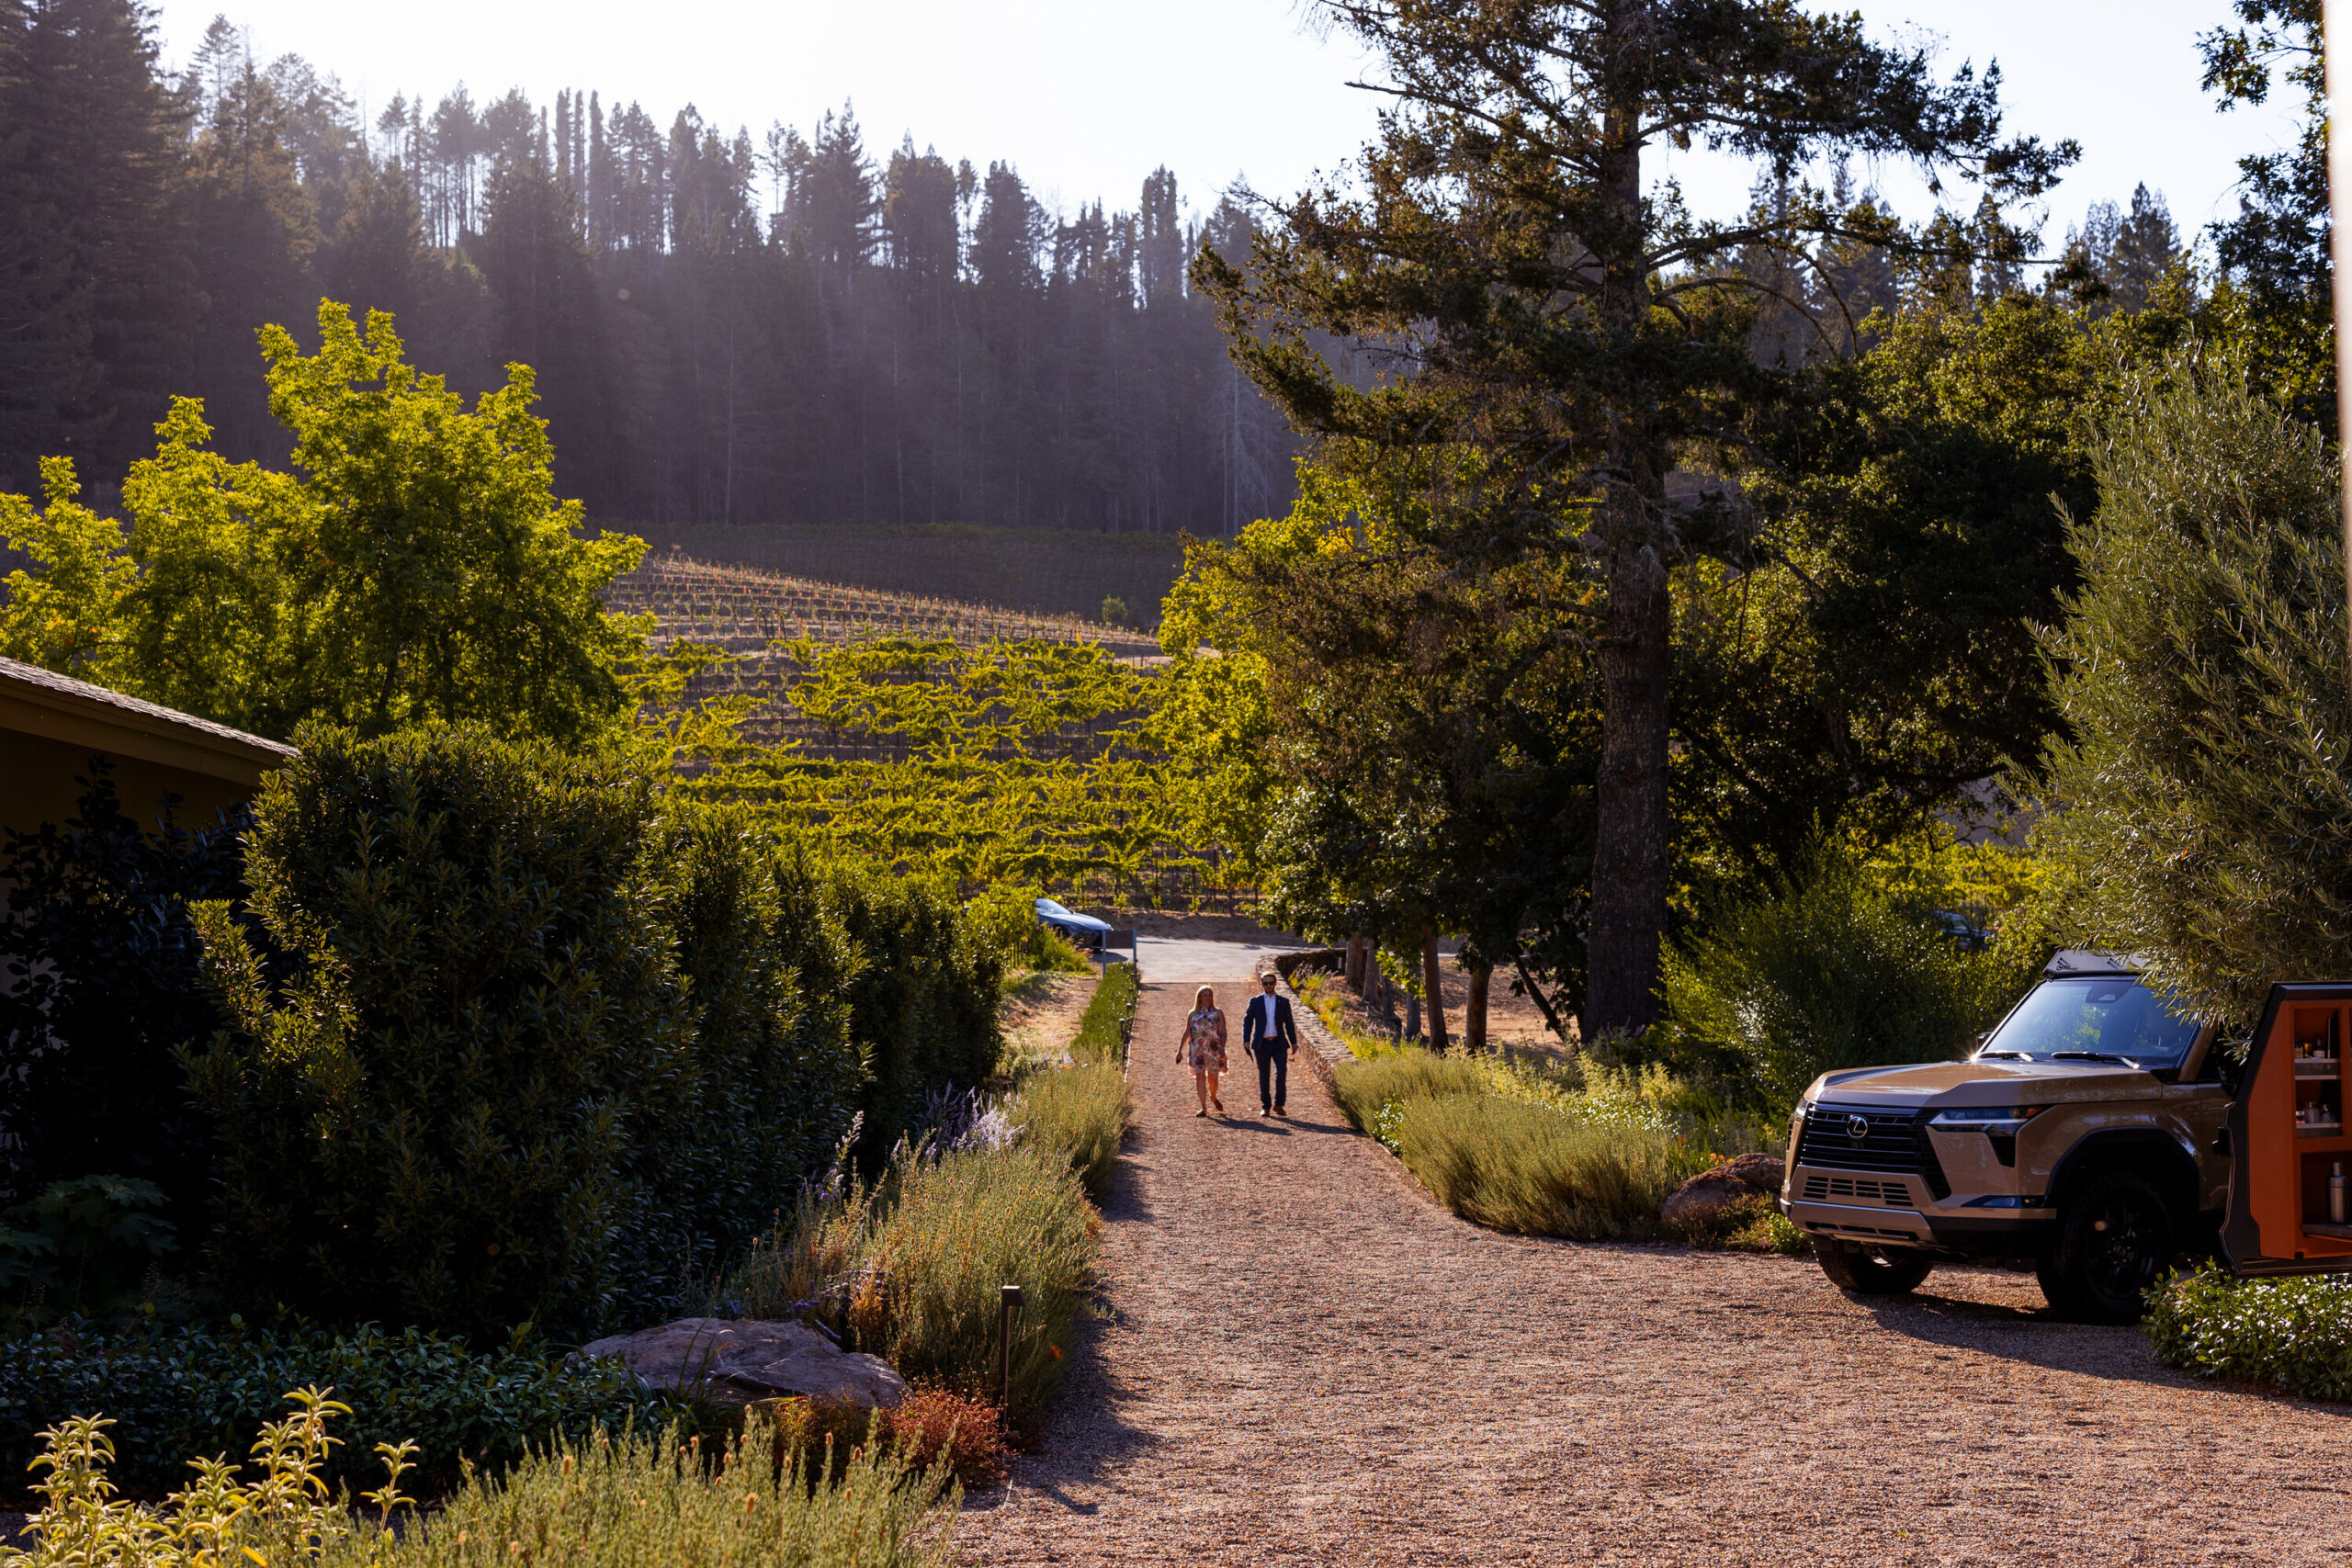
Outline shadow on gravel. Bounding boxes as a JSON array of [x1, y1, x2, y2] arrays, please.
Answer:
[[1105, 1127, 1156, 1226], [964, 1123, 1165, 1515], [1261, 1112, 1355, 1137], [1210, 1116, 1294, 1135], [1857, 1290, 2352, 1412]]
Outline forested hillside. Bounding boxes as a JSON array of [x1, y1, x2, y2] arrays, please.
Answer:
[[0, 4, 1298, 532]]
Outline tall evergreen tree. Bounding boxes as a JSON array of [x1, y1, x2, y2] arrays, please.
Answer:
[[2201, 0, 2323, 304], [321, 157, 424, 324], [0, 0, 96, 489], [187, 51, 315, 458], [479, 148, 615, 503], [12, 0, 198, 479], [1197, 0, 2073, 1033], [2064, 184, 2181, 317]]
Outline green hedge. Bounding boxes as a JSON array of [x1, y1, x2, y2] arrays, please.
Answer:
[[1070, 963, 1138, 1066], [184, 727, 1002, 1341], [0, 1319, 658, 1496], [2145, 1263, 2352, 1400], [187, 725, 687, 1339], [0, 763, 246, 1227], [827, 859, 1003, 1157], [647, 808, 865, 1278]]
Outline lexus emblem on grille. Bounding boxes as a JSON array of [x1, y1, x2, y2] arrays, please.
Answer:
[[1846, 1113, 1871, 1142]]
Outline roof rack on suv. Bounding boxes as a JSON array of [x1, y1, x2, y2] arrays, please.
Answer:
[[2043, 949, 2141, 977]]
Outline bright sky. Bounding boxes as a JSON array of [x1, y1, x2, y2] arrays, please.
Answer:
[[153, 0, 2302, 254]]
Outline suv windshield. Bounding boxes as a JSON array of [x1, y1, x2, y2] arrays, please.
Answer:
[[1975, 976, 2201, 1069]]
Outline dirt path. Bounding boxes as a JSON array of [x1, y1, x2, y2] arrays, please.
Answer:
[[957, 968, 2352, 1566]]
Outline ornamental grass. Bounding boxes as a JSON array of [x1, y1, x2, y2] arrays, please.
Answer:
[[1392, 1094, 1682, 1240], [1010, 1064, 1132, 1203], [861, 1145, 1095, 1433]]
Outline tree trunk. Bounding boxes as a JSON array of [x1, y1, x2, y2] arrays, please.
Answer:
[[1346, 932, 1366, 993], [1403, 987, 1420, 1042], [1421, 929, 1451, 1055], [1583, 60, 1672, 1039], [1512, 951, 1570, 1042], [1466, 962, 1490, 1055], [1586, 543, 1671, 1036]]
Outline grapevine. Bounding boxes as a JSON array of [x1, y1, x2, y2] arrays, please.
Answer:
[[638, 606, 1249, 906]]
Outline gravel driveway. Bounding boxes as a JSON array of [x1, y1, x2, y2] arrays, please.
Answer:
[[958, 968, 2352, 1566]]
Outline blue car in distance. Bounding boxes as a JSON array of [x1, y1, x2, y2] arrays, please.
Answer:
[[1034, 897, 1128, 962]]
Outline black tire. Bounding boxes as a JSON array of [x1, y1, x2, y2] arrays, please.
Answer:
[[1815, 1238, 1936, 1297], [2038, 1170, 2173, 1324]]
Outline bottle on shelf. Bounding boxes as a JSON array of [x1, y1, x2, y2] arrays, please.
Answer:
[[2333, 1163, 2347, 1226]]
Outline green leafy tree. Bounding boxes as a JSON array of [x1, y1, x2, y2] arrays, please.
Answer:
[[2026, 350, 2349, 1023], [0, 299, 649, 744], [0, 457, 134, 671], [1684, 289, 2189, 891], [1196, 0, 2074, 1033], [1163, 456, 1601, 1039], [2197, 0, 2332, 430]]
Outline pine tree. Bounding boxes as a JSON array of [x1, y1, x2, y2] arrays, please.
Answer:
[[480, 146, 616, 505], [266, 54, 362, 234], [321, 157, 424, 323], [1136, 166, 1183, 309], [2198, 0, 2331, 429], [0, 0, 96, 489], [1197, 0, 2073, 1033], [2200, 0, 2323, 305], [2064, 184, 2180, 318], [187, 51, 317, 458], [13, 0, 198, 480]]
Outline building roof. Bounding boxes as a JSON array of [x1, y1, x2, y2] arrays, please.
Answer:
[[0, 655, 295, 786]]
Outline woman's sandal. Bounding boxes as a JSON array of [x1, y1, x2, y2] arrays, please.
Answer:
[[1195, 1108, 1207, 1118]]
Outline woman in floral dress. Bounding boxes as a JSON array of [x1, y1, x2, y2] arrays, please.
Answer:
[[1175, 984, 1228, 1117]]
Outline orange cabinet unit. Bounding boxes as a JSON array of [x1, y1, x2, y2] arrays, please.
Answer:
[[2222, 984, 2352, 1275]]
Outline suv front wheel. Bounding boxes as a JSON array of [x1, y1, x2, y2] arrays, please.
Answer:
[[2038, 1170, 2172, 1324], [1815, 1239, 1935, 1297]]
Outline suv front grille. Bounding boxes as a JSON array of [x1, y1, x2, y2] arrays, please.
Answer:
[[1796, 1104, 1951, 1199], [1801, 1174, 1915, 1208]]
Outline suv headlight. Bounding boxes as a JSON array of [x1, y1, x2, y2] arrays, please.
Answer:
[[1930, 1106, 2049, 1136]]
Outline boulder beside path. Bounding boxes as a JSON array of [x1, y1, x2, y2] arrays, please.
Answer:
[[576, 1316, 907, 1408], [1659, 1153, 1786, 1227]]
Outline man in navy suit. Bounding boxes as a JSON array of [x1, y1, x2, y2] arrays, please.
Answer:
[[1241, 970, 1300, 1117]]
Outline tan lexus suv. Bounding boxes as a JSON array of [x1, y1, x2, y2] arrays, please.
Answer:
[[1780, 950, 2229, 1322]]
